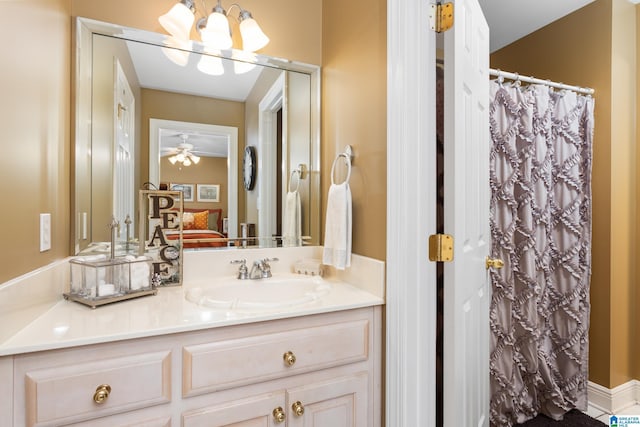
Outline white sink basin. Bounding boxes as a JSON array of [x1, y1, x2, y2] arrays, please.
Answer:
[[185, 276, 331, 312]]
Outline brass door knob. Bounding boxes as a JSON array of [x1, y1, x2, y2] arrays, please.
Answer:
[[485, 256, 504, 270], [292, 401, 305, 416], [283, 351, 296, 366], [273, 406, 286, 423], [93, 384, 111, 404]]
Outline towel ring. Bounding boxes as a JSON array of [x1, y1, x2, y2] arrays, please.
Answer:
[[289, 170, 301, 193], [331, 153, 351, 185]]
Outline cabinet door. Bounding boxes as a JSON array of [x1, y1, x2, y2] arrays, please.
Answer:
[[182, 392, 286, 427], [286, 373, 368, 427]]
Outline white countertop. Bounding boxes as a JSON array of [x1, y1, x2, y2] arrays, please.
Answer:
[[0, 278, 382, 356], [0, 247, 385, 357]]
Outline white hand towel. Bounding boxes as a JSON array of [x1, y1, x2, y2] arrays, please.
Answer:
[[283, 190, 301, 247], [322, 182, 352, 270]]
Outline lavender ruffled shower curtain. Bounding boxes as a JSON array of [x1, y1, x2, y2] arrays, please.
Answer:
[[488, 82, 594, 426]]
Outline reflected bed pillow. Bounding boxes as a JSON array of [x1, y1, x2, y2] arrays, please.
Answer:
[[182, 212, 195, 230], [207, 210, 220, 232], [193, 210, 209, 230]]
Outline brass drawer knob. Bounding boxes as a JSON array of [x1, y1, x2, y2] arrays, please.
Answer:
[[273, 406, 286, 423], [292, 401, 305, 417], [283, 351, 296, 366], [93, 384, 111, 404]]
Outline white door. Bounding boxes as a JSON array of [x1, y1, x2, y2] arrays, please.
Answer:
[[258, 73, 286, 245], [443, 0, 490, 425], [114, 60, 135, 235]]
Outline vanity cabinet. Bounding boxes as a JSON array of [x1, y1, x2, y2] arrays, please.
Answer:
[[182, 372, 368, 426], [8, 307, 381, 427]]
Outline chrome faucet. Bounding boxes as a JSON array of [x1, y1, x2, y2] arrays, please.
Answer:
[[249, 257, 279, 279]]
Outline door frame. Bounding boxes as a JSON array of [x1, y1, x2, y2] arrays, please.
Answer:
[[386, 0, 438, 426], [257, 72, 286, 243], [148, 119, 239, 239]]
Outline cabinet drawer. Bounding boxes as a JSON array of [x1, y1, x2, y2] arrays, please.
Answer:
[[183, 319, 369, 397], [24, 350, 171, 427]]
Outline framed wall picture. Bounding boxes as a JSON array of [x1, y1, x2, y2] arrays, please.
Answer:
[[170, 183, 194, 202], [197, 184, 220, 202]]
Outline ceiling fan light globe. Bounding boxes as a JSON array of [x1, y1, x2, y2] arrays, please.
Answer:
[[191, 155, 201, 164]]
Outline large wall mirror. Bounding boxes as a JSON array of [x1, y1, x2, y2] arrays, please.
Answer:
[[74, 18, 320, 254]]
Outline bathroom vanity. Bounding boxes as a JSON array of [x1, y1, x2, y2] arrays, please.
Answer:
[[0, 247, 384, 427]]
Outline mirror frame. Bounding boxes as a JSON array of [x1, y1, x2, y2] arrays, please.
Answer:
[[73, 17, 321, 254]]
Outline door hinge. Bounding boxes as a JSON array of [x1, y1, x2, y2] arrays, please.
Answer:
[[428, 234, 454, 262], [429, 2, 454, 33]]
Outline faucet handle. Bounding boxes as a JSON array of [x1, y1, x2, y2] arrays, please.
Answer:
[[231, 259, 248, 280], [259, 257, 278, 278]]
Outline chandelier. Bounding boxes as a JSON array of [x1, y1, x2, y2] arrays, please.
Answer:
[[159, 0, 270, 52]]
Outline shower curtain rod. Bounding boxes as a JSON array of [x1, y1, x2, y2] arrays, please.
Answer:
[[489, 68, 594, 95]]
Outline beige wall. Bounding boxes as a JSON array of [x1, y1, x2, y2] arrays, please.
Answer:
[[161, 156, 229, 215], [1, 0, 388, 284], [322, 0, 387, 261], [141, 88, 246, 230], [0, 0, 71, 284], [636, 5, 640, 383], [491, 0, 638, 389]]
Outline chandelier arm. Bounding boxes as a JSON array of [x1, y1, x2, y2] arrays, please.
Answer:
[[226, 3, 244, 21]]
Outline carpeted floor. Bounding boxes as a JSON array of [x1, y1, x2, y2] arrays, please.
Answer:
[[515, 409, 606, 426]]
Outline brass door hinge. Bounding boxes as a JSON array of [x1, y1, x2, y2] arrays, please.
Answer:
[[429, 2, 454, 33], [429, 234, 454, 262]]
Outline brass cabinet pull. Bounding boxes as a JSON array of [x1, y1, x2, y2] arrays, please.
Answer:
[[485, 256, 504, 270], [272, 406, 286, 423], [283, 351, 296, 366], [292, 401, 305, 417], [93, 384, 111, 404]]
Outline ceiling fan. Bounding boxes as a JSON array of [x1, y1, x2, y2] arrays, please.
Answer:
[[165, 134, 201, 166]]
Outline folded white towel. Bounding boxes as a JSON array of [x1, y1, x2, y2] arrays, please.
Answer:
[[322, 182, 352, 270], [283, 190, 301, 247]]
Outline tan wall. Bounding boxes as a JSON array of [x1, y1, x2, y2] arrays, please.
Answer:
[[322, 0, 387, 261], [491, 0, 638, 389], [0, 0, 71, 284], [636, 5, 640, 382], [0, 0, 322, 284], [141, 88, 246, 228], [610, 0, 637, 390], [161, 156, 229, 215]]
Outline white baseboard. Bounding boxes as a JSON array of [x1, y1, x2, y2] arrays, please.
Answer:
[[588, 380, 640, 413]]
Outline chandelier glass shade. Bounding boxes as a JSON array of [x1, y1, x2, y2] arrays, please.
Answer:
[[159, 0, 269, 53]]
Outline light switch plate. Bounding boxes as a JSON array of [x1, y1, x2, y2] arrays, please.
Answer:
[[40, 213, 51, 252]]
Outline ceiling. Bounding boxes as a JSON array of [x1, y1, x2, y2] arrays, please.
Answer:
[[149, 0, 602, 157], [478, 0, 596, 52]]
